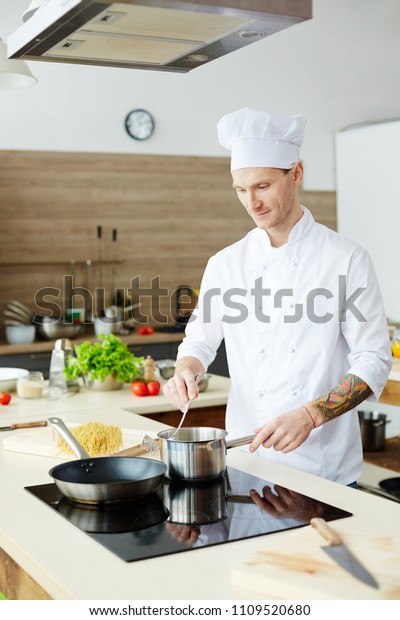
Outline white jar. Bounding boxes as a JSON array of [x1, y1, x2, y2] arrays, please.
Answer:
[[17, 372, 44, 399]]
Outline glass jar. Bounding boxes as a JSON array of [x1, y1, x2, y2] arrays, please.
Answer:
[[17, 371, 45, 399]]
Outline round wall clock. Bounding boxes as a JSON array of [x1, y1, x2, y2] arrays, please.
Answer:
[[124, 108, 155, 141]]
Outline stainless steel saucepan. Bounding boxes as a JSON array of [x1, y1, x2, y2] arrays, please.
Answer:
[[162, 474, 254, 525], [157, 427, 255, 481]]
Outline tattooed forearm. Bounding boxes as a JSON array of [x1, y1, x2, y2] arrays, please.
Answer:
[[308, 374, 372, 424]]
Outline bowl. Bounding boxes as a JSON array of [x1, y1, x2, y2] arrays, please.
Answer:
[[0, 367, 29, 392], [155, 359, 176, 380], [5, 325, 36, 345], [198, 373, 211, 392], [36, 317, 81, 341]]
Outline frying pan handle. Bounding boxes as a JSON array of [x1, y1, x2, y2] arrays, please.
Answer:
[[48, 417, 90, 459], [226, 434, 256, 450]]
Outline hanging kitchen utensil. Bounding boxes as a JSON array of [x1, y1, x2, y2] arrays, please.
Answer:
[[175, 285, 196, 328], [97, 225, 104, 316], [85, 259, 93, 323], [110, 228, 117, 306], [48, 417, 166, 504], [310, 517, 379, 589], [157, 427, 256, 480], [64, 259, 75, 312]]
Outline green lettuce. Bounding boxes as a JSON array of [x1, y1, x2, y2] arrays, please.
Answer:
[[64, 333, 144, 383]]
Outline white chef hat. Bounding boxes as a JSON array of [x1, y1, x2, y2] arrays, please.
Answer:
[[217, 107, 306, 172]]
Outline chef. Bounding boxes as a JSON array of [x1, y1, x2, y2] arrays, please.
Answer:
[[164, 107, 392, 485]]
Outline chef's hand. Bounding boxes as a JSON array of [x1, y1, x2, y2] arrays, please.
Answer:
[[249, 406, 315, 454], [163, 359, 204, 412], [249, 485, 326, 522], [165, 523, 201, 545]]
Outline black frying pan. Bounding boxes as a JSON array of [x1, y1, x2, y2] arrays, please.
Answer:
[[48, 417, 166, 504], [379, 477, 400, 500], [56, 493, 169, 532]]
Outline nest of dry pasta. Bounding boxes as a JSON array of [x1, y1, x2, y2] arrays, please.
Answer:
[[56, 422, 123, 457]]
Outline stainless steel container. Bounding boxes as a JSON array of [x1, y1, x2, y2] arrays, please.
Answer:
[[36, 316, 81, 340], [162, 476, 228, 525], [358, 411, 390, 451], [157, 427, 255, 481]]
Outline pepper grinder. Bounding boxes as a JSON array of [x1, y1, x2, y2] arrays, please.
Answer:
[[143, 355, 155, 382]]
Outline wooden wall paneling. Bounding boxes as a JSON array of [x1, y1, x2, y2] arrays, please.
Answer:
[[0, 150, 336, 336]]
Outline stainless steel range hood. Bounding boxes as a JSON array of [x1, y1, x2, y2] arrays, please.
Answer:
[[8, 0, 312, 73]]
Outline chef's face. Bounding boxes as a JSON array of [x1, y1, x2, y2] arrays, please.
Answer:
[[232, 163, 303, 232]]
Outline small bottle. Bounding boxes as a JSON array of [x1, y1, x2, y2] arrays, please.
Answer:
[[63, 339, 80, 393], [48, 339, 68, 399], [144, 355, 155, 382]]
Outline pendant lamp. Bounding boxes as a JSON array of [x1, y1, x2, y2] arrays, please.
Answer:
[[0, 37, 37, 89]]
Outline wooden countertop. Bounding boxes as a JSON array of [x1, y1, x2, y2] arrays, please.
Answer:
[[363, 437, 400, 474], [0, 330, 183, 355]]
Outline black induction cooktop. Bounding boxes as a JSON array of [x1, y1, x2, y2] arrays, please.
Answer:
[[25, 467, 352, 563]]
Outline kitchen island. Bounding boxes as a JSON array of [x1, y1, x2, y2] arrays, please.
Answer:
[[0, 389, 399, 601]]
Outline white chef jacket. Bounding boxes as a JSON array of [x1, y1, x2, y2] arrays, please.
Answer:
[[177, 207, 392, 484]]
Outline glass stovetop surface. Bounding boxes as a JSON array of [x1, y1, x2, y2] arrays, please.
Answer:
[[25, 467, 352, 563]]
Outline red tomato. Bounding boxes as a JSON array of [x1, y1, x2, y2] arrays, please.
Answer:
[[138, 326, 155, 335], [147, 381, 160, 396], [0, 392, 11, 405], [130, 381, 148, 397]]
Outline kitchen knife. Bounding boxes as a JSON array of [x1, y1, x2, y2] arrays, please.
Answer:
[[310, 517, 379, 589], [0, 421, 48, 432]]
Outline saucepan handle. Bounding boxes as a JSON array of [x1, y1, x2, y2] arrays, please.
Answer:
[[226, 434, 256, 450], [48, 416, 90, 459]]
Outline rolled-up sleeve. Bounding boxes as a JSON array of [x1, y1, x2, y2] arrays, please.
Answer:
[[177, 256, 224, 371], [341, 248, 392, 401]]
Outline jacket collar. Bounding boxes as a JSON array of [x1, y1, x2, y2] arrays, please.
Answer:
[[256, 205, 315, 250]]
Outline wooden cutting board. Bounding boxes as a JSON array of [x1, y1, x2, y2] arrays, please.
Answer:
[[231, 526, 400, 600], [1, 425, 157, 459]]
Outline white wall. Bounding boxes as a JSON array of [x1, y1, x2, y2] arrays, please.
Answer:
[[1, 0, 400, 190], [336, 120, 400, 323]]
